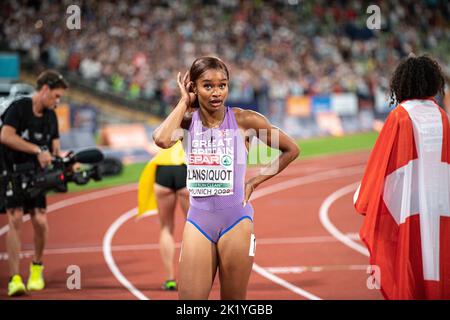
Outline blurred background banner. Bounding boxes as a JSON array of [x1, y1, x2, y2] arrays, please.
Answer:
[[98, 124, 154, 164], [312, 96, 332, 114], [100, 124, 149, 150], [316, 111, 344, 137], [70, 104, 98, 134], [331, 93, 358, 116], [55, 103, 71, 134], [286, 96, 311, 118], [0, 52, 19, 80]]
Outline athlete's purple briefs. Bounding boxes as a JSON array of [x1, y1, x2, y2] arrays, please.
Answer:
[[184, 107, 254, 243]]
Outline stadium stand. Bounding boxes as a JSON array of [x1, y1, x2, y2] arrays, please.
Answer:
[[0, 0, 448, 141]]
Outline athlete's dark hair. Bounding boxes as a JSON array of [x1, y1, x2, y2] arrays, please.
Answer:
[[389, 55, 445, 106], [189, 56, 229, 108]]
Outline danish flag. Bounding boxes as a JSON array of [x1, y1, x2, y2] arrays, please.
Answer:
[[354, 98, 450, 299]]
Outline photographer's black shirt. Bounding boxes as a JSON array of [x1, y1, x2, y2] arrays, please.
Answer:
[[1, 97, 59, 170]]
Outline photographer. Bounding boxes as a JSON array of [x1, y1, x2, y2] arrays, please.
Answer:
[[0, 70, 68, 297]]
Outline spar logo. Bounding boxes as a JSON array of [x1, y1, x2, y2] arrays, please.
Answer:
[[221, 155, 232, 167], [188, 154, 220, 165]]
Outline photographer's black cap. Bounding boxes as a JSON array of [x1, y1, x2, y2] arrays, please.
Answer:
[[36, 70, 69, 90]]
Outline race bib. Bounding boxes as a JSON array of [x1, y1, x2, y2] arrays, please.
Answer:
[[187, 129, 234, 197]]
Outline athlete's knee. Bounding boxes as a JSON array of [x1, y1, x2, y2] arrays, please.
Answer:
[[160, 224, 175, 237], [7, 209, 24, 231], [176, 187, 189, 198], [159, 215, 175, 232], [32, 211, 48, 232], [35, 219, 49, 233]]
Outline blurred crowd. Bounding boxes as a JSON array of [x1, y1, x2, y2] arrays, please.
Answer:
[[1, 0, 449, 115]]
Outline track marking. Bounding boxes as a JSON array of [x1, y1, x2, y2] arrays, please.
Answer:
[[319, 182, 369, 256], [257, 233, 360, 244], [0, 159, 366, 300], [252, 264, 321, 300], [0, 234, 360, 261], [103, 165, 365, 300], [250, 165, 365, 200], [0, 184, 138, 237], [103, 208, 149, 300], [266, 265, 370, 274]]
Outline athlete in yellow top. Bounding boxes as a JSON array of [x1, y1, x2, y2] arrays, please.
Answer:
[[138, 140, 189, 290]]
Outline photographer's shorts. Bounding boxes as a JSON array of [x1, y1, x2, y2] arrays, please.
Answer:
[[3, 194, 47, 214]]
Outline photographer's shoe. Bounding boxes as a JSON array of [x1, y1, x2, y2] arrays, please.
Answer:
[[27, 262, 45, 291], [8, 275, 26, 297]]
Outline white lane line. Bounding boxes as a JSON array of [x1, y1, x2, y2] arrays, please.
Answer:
[[319, 182, 369, 257], [0, 184, 138, 237], [0, 234, 360, 261], [257, 233, 360, 245], [266, 265, 370, 274], [252, 264, 321, 300], [250, 165, 365, 200], [102, 208, 150, 300], [103, 165, 365, 300]]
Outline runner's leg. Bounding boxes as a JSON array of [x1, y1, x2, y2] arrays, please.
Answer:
[[30, 208, 48, 264], [155, 183, 177, 281], [176, 187, 189, 218], [178, 222, 218, 299], [6, 208, 24, 276], [217, 218, 254, 300]]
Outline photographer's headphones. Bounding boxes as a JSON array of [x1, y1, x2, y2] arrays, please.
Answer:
[[46, 74, 66, 89]]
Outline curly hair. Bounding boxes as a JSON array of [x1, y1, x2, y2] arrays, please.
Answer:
[[389, 55, 446, 106]]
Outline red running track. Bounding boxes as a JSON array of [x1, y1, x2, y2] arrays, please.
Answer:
[[0, 151, 383, 300]]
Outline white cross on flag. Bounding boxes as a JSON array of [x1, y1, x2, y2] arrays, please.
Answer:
[[354, 98, 450, 299]]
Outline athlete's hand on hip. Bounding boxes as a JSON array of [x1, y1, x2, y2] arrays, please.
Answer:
[[243, 181, 256, 207], [177, 71, 196, 108]]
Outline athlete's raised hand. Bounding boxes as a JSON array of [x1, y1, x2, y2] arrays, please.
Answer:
[[153, 72, 196, 148], [177, 71, 196, 109]]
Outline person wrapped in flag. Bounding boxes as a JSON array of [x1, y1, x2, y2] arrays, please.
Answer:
[[354, 54, 450, 299]]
